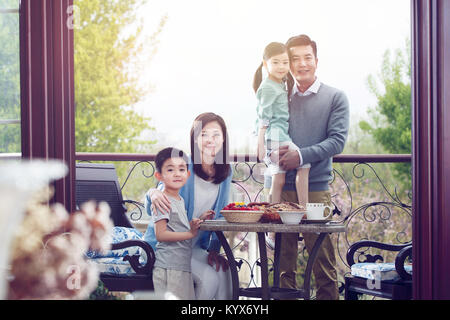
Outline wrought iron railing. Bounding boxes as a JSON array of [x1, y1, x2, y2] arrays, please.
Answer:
[[76, 153, 412, 297]]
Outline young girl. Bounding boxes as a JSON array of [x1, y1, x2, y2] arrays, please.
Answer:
[[253, 42, 310, 206]]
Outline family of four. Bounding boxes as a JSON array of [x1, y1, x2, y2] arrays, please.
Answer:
[[144, 34, 350, 300]]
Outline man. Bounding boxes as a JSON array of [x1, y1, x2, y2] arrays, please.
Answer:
[[268, 34, 349, 300]]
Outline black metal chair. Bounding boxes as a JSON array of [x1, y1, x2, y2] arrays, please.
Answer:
[[75, 162, 155, 292], [344, 240, 412, 300]]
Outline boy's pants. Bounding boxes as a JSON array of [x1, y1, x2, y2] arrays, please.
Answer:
[[153, 267, 195, 300], [278, 189, 339, 300]]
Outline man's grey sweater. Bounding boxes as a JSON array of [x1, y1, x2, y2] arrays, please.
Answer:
[[265, 83, 350, 192]]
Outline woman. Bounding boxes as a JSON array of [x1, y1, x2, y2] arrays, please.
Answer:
[[144, 112, 233, 300]]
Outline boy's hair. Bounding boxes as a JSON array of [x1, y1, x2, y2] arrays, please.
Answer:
[[155, 147, 189, 173]]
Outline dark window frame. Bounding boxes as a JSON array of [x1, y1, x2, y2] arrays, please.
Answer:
[[19, 0, 75, 211]]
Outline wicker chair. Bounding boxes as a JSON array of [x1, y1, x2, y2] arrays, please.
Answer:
[[75, 162, 155, 292]]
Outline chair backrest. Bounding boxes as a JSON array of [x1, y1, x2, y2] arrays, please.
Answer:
[[75, 163, 133, 228]]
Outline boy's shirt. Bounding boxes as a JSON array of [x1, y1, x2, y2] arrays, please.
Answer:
[[153, 196, 192, 272]]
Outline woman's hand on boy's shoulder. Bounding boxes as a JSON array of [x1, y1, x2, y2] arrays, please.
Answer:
[[150, 189, 171, 215]]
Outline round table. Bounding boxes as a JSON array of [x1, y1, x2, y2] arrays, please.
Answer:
[[200, 220, 347, 300]]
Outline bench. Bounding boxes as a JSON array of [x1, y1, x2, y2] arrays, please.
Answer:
[[75, 162, 155, 292]]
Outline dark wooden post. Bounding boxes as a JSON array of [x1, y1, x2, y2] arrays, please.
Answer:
[[412, 0, 450, 299], [20, 0, 75, 212]]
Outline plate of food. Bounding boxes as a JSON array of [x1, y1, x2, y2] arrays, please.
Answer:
[[247, 202, 307, 224], [246, 202, 280, 223], [220, 202, 264, 223]]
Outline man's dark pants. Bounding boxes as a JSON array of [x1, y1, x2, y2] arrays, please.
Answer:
[[277, 189, 339, 300]]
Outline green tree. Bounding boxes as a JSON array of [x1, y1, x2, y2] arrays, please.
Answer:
[[359, 42, 411, 187], [0, 0, 21, 153], [74, 0, 167, 153], [73, 0, 167, 202]]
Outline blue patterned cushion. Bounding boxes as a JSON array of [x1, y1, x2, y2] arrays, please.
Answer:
[[351, 263, 413, 282], [86, 226, 144, 258], [91, 257, 137, 275]]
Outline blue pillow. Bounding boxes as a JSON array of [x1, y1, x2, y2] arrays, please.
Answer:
[[86, 226, 144, 259]]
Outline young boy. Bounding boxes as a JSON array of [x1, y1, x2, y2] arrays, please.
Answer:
[[152, 147, 213, 300]]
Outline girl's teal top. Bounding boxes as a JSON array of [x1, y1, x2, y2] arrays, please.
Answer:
[[255, 77, 291, 143]]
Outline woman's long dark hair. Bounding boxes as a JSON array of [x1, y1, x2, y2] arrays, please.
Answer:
[[190, 112, 231, 184], [253, 42, 288, 93]]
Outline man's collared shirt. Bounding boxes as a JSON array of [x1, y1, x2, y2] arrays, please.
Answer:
[[290, 77, 321, 98]]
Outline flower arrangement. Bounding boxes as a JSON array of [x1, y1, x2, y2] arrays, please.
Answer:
[[7, 187, 113, 300]]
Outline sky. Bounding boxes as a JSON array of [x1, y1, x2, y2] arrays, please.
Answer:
[[135, 0, 411, 154]]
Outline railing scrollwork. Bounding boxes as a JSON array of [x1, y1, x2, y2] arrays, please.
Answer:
[[76, 153, 412, 297]]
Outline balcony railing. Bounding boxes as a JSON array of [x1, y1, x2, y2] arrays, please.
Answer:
[[76, 152, 412, 298]]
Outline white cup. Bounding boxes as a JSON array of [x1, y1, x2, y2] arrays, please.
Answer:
[[306, 203, 333, 220]]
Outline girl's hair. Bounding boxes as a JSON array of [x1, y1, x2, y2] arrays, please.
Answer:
[[253, 42, 288, 93], [190, 112, 231, 184]]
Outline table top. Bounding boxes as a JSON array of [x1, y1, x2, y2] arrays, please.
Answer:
[[200, 220, 347, 233]]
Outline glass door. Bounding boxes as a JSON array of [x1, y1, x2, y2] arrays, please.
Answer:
[[0, 0, 20, 159]]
